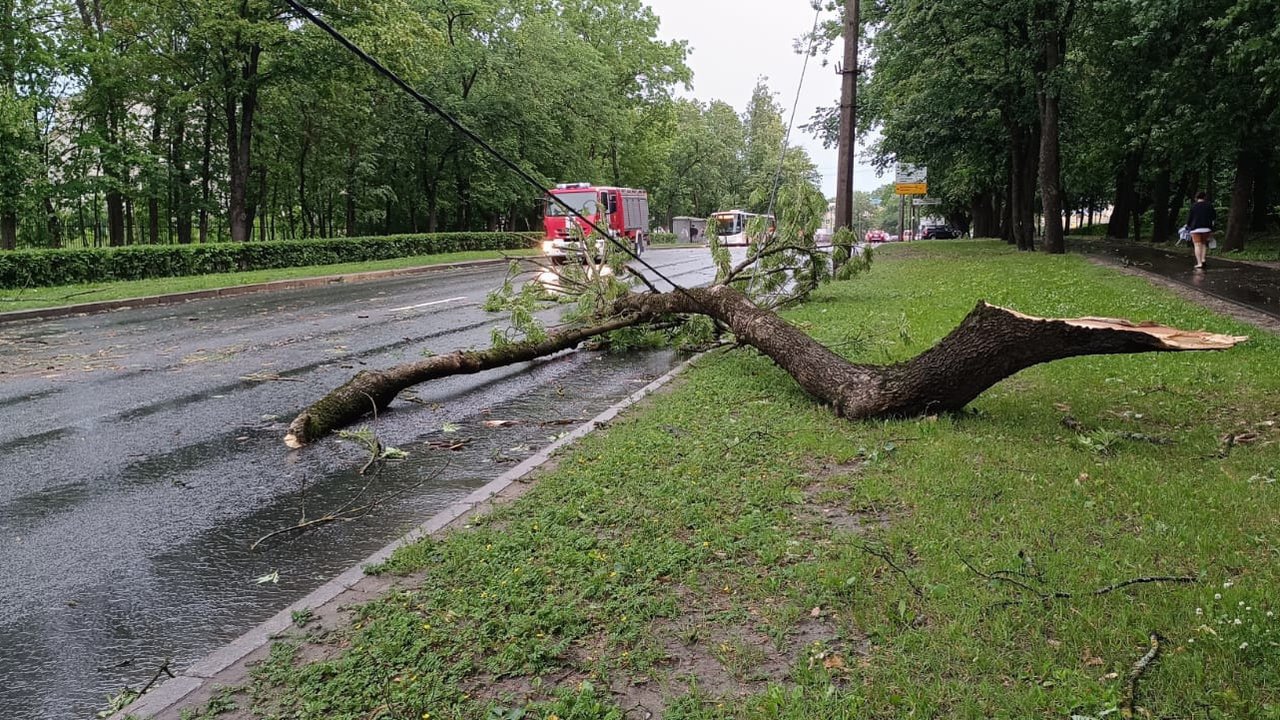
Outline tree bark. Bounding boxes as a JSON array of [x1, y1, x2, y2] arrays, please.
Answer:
[[1251, 150, 1271, 232], [1012, 127, 1039, 251], [285, 286, 1246, 447], [1150, 166, 1171, 243], [1165, 171, 1191, 240], [1037, 25, 1065, 254], [1008, 131, 1033, 250], [1224, 147, 1253, 252], [971, 191, 1000, 238], [1001, 172, 1014, 243], [345, 145, 357, 237], [199, 100, 213, 243], [1108, 150, 1142, 239], [0, 212, 15, 249], [172, 101, 193, 245], [224, 42, 261, 243], [148, 97, 165, 245]]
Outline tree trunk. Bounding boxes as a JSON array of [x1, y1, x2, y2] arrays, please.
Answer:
[[43, 197, 61, 247], [147, 98, 165, 245], [1206, 159, 1216, 204], [1223, 147, 1253, 252], [1108, 150, 1142, 239], [298, 127, 311, 238], [225, 42, 261, 243], [971, 191, 998, 238], [1251, 150, 1271, 232], [0, 212, 15, 249], [285, 286, 1246, 447], [1150, 166, 1171, 243], [1009, 138, 1027, 248], [345, 145, 357, 237], [199, 100, 213, 243], [1037, 24, 1065, 254], [107, 190, 125, 246], [1009, 126, 1039, 251], [250, 163, 266, 243], [171, 101, 193, 245], [1001, 172, 1014, 243], [123, 195, 134, 246], [1165, 171, 1191, 239]]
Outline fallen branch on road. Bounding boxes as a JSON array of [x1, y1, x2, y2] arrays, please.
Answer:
[[285, 284, 1248, 446]]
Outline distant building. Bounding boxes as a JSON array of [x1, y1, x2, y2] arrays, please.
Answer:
[[671, 216, 707, 243]]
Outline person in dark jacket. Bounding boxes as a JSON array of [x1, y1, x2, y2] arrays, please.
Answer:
[[1186, 192, 1217, 270]]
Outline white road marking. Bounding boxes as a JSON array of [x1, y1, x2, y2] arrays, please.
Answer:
[[388, 296, 468, 313]]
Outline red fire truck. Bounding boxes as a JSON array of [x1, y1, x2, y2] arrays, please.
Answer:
[[542, 183, 650, 262]]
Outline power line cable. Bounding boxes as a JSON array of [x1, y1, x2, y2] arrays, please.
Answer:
[[766, 4, 824, 218], [281, 0, 695, 300]]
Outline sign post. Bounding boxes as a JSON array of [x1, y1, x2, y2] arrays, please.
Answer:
[[895, 164, 927, 239]]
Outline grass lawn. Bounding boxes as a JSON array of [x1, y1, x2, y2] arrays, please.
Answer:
[[0, 249, 534, 313], [1223, 234, 1280, 263], [190, 241, 1279, 719]]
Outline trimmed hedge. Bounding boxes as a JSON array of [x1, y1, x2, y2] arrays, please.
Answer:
[[0, 232, 541, 289]]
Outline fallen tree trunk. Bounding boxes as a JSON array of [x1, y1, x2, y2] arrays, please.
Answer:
[[286, 285, 1246, 447], [285, 314, 645, 448]]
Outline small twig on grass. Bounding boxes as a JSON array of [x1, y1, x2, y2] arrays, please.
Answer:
[[720, 429, 773, 458], [1121, 633, 1162, 719], [1089, 576, 1199, 597], [960, 552, 1198, 606], [858, 542, 924, 598], [58, 287, 106, 301]]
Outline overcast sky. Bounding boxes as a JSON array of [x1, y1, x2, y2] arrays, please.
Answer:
[[642, 0, 886, 198]]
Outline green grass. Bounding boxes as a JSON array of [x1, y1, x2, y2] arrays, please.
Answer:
[[1222, 233, 1280, 263], [0, 249, 534, 313], [237, 240, 1280, 719]]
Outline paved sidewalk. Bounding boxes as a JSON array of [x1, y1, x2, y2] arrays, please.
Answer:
[[1075, 240, 1280, 320]]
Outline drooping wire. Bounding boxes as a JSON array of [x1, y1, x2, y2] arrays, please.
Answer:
[[766, 4, 824, 218], [281, 0, 695, 300]]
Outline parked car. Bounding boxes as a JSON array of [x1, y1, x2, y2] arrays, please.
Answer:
[[921, 225, 963, 239], [864, 229, 888, 243]]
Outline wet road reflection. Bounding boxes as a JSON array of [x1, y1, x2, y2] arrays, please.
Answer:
[[0, 248, 721, 719]]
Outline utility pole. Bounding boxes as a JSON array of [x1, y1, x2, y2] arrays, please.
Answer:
[[833, 0, 859, 230]]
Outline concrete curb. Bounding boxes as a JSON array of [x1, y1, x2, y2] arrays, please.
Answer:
[[108, 352, 704, 720], [0, 257, 516, 326]]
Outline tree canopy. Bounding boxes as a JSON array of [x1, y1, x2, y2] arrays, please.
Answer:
[[0, 0, 821, 251], [818, 0, 1280, 250]]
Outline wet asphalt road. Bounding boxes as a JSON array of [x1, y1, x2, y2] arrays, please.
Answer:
[[0, 247, 723, 720], [1078, 241, 1280, 319]]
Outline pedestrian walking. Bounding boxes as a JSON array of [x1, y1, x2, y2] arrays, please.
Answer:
[[1186, 191, 1217, 270]]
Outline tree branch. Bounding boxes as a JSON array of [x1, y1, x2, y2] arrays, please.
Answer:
[[286, 287, 1246, 446], [285, 313, 649, 447]]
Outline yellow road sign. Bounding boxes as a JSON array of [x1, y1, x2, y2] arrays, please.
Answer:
[[895, 183, 927, 195]]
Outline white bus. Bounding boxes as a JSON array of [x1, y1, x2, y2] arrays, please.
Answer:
[[711, 210, 775, 246]]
